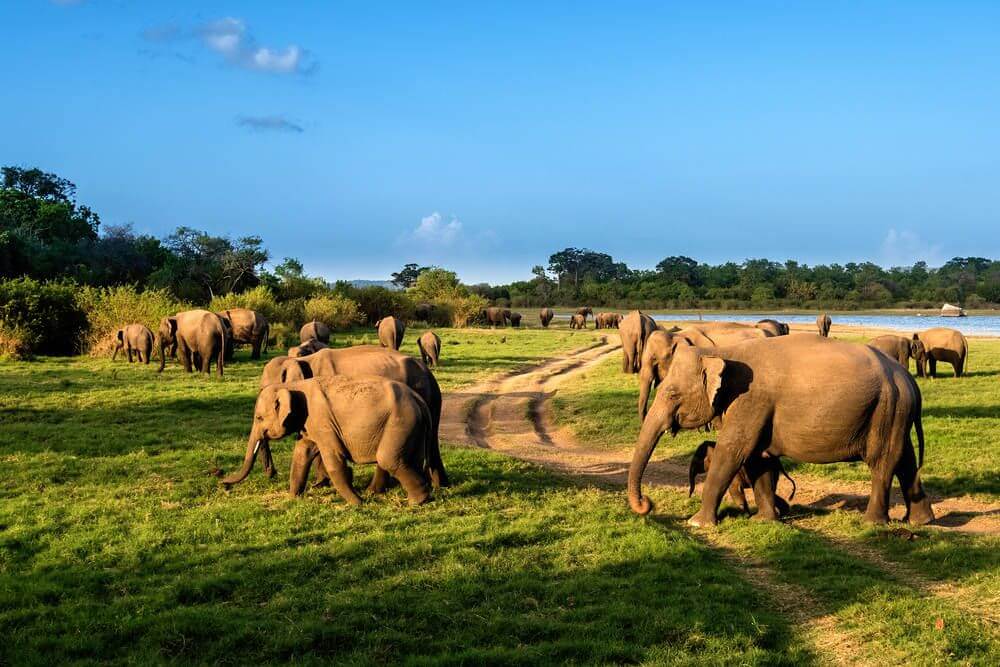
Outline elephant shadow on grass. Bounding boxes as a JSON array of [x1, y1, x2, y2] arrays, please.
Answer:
[[922, 403, 1000, 419]]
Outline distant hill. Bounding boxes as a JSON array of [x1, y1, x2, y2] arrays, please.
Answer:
[[348, 280, 401, 291]]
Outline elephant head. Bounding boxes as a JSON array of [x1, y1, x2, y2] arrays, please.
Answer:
[[220, 385, 302, 487], [910, 334, 928, 377], [688, 440, 716, 496], [279, 358, 311, 383], [156, 316, 178, 372], [629, 346, 729, 514]]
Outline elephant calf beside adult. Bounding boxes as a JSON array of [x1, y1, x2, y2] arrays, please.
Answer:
[[629, 335, 934, 527], [376, 316, 405, 350], [689, 440, 796, 517], [157, 310, 227, 376], [868, 335, 927, 377], [113, 323, 154, 363], [916, 327, 968, 378]]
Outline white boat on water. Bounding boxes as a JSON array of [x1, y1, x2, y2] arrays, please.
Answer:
[[941, 303, 967, 317]]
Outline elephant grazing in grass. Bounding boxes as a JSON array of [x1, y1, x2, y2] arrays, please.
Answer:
[[629, 335, 933, 527], [253, 345, 448, 490], [916, 327, 968, 378], [417, 330, 441, 367], [619, 310, 657, 374], [376, 316, 405, 350], [113, 324, 154, 363], [157, 310, 227, 376], [817, 313, 832, 337], [217, 308, 269, 359], [288, 339, 328, 357], [509, 312, 523, 328], [538, 307, 554, 328], [868, 334, 927, 377], [575, 306, 593, 325], [240, 377, 434, 506], [481, 307, 508, 328]]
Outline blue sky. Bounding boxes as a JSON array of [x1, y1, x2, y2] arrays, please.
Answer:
[[3, 1, 999, 283]]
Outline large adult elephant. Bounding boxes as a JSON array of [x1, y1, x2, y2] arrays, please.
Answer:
[[755, 319, 789, 336], [252, 345, 447, 489], [157, 310, 227, 376], [217, 308, 269, 359], [299, 320, 331, 344], [637, 327, 768, 420], [376, 316, 405, 350], [619, 310, 657, 374], [481, 307, 508, 328], [868, 334, 927, 377], [575, 306, 593, 325], [509, 312, 523, 328], [629, 335, 933, 527], [817, 313, 832, 337], [916, 327, 968, 378], [113, 323, 154, 363], [242, 377, 433, 506], [538, 308, 554, 328]]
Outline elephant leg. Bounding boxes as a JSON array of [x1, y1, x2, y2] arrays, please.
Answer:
[[315, 442, 363, 506], [200, 347, 212, 374], [289, 438, 319, 497], [727, 479, 750, 516], [261, 442, 277, 479], [312, 461, 331, 488], [928, 357, 937, 378], [895, 435, 935, 525], [689, 414, 767, 527], [365, 466, 398, 494], [744, 458, 780, 521], [378, 446, 430, 506], [178, 341, 193, 373], [127, 347, 134, 363]]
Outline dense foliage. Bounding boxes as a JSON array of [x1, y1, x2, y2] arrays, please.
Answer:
[[486, 249, 1000, 310]]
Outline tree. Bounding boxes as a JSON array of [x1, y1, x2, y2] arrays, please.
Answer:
[[391, 263, 429, 288], [151, 227, 268, 301], [655, 256, 700, 286]]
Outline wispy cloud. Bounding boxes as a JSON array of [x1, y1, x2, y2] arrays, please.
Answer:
[[236, 115, 304, 133], [141, 17, 316, 75], [880, 228, 944, 267], [412, 212, 464, 246]]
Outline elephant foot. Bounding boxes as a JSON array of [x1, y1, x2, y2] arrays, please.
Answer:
[[406, 490, 432, 506], [312, 477, 331, 489], [687, 510, 718, 528], [906, 500, 936, 526], [751, 510, 780, 522], [863, 508, 890, 525]]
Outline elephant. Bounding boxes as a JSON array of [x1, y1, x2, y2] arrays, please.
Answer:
[[569, 313, 587, 329], [629, 335, 934, 527], [157, 310, 226, 376], [288, 339, 328, 357], [575, 306, 593, 324], [418, 330, 441, 367], [415, 302, 435, 322], [688, 440, 796, 517], [637, 327, 768, 420], [113, 324, 154, 363], [619, 310, 657, 374], [509, 312, 523, 328], [217, 308, 270, 360], [253, 345, 448, 490], [755, 319, 789, 336], [539, 307, 555, 328], [817, 313, 832, 337], [915, 327, 968, 378], [375, 316, 405, 350], [234, 376, 433, 506], [595, 312, 622, 329], [868, 334, 927, 377], [481, 307, 508, 328], [299, 320, 331, 344]]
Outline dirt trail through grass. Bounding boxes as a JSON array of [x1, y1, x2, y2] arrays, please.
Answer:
[[441, 337, 1000, 536]]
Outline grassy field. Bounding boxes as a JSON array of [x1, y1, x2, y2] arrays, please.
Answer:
[[552, 335, 1000, 501], [1, 327, 997, 664]]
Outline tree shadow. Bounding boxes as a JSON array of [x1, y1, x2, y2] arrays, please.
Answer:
[[922, 404, 1000, 419]]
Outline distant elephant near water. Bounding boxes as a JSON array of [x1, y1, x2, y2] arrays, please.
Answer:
[[575, 307, 593, 325], [481, 307, 508, 328], [619, 310, 657, 374], [755, 319, 789, 336], [868, 335, 927, 377], [376, 316, 405, 350], [916, 327, 968, 378], [569, 313, 587, 329], [596, 312, 622, 329], [113, 324, 154, 363], [538, 308, 554, 328], [817, 313, 832, 337], [509, 312, 523, 328], [418, 331, 441, 367]]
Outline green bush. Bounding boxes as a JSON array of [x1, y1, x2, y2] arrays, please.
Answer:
[[0, 322, 32, 360], [0, 278, 89, 356], [303, 294, 364, 330], [333, 284, 414, 325], [209, 286, 281, 323], [77, 284, 185, 356]]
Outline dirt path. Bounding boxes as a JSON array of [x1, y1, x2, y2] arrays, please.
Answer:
[[440, 340, 1000, 535]]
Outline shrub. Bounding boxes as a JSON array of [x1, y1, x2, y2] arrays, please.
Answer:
[[0, 322, 32, 360], [209, 286, 281, 323], [77, 284, 185, 356], [332, 285, 413, 325], [437, 293, 488, 327], [0, 278, 88, 356], [303, 295, 364, 330], [268, 322, 296, 350]]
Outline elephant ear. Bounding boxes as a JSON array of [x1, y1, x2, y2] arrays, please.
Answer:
[[274, 387, 294, 428], [701, 356, 726, 408]]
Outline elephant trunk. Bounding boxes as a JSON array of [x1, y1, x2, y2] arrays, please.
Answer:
[[637, 365, 655, 422], [112, 343, 122, 360], [157, 338, 168, 372], [221, 435, 264, 487], [628, 400, 675, 515]]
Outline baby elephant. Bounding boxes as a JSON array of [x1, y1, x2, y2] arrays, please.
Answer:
[[288, 339, 328, 357], [688, 441, 796, 517], [417, 331, 441, 367], [230, 375, 433, 506], [113, 324, 154, 363]]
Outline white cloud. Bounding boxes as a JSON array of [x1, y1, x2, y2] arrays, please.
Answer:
[[201, 18, 245, 57], [236, 114, 304, 133], [250, 46, 303, 74], [412, 212, 464, 246], [880, 228, 944, 267]]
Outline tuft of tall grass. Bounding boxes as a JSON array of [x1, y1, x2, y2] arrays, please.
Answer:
[[77, 285, 186, 357]]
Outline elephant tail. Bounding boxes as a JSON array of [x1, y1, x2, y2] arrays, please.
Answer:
[[915, 406, 925, 470], [779, 464, 797, 501], [262, 323, 270, 355], [963, 337, 970, 375], [217, 334, 226, 376]]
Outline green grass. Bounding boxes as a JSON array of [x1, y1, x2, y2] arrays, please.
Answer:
[[1, 327, 997, 664], [551, 336, 1000, 501]]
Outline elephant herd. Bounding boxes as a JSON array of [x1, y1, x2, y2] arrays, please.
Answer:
[[620, 310, 971, 527]]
